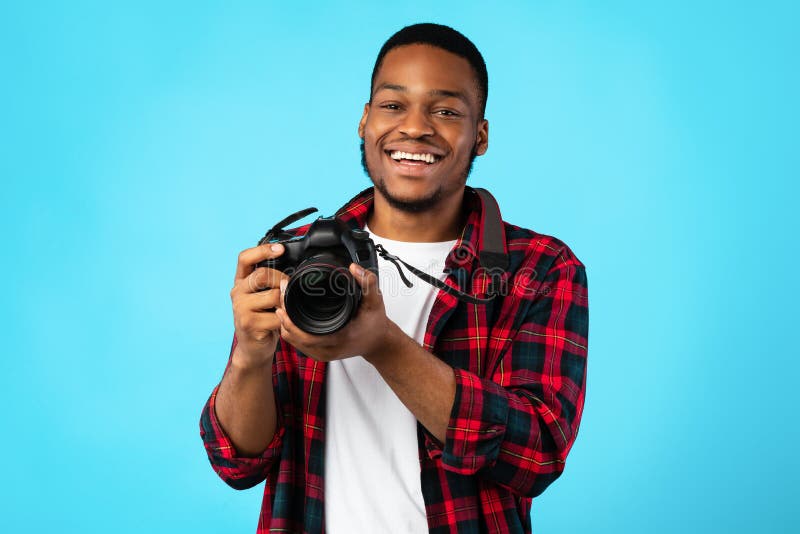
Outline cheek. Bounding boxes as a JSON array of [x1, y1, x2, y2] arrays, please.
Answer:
[[364, 128, 380, 144], [365, 116, 397, 140], [364, 124, 392, 152], [455, 133, 479, 156], [362, 127, 380, 149], [362, 136, 384, 165]]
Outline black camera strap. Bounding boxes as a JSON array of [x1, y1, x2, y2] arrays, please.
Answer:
[[473, 187, 509, 273], [258, 207, 319, 245], [372, 188, 509, 306], [374, 244, 496, 305]]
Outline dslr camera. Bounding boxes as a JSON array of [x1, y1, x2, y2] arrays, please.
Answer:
[[256, 209, 378, 335]]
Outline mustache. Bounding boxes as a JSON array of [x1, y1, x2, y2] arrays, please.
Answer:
[[382, 139, 443, 152]]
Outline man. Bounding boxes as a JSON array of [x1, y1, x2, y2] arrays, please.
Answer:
[[200, 23, 589, 534]]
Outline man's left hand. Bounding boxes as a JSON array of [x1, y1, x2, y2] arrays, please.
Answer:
[[275, 263, 393, 363]]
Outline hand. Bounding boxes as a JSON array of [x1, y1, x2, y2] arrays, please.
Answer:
[[275, 263, 393, 363], [230, 242, 290, 368]]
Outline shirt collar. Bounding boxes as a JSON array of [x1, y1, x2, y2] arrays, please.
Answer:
[[333, 186, 498, 275]]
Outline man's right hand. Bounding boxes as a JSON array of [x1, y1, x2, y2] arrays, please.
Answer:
[[230, 243, 289, 368]]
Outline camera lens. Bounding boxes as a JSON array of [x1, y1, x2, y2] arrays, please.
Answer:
[[284, 253, 360, 335]]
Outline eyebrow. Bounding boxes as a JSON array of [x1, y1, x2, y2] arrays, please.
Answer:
[[372, 83, 471, 106]]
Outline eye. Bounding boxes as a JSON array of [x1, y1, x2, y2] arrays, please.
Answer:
[[434, 109, 460, 117], [380, 103, 402, 111]]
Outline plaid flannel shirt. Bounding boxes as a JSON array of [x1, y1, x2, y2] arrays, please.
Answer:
[[200, 186, 589, 533]]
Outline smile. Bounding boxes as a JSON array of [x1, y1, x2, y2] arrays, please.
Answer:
[[387, 150, 439, 164]]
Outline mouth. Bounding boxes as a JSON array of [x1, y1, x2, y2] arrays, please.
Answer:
[[386, 150, 441, 164]]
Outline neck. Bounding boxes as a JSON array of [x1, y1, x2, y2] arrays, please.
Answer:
[[367, 189, 465, 242]]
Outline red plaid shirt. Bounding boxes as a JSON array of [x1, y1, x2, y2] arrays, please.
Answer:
[[200, 186, 589, 533]]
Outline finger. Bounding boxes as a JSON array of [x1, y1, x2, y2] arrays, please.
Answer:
[[234, 243, 285, 282], [238, 288, 282, 311], [276, 303, 340, 351], [237, 311, 282, 335], [279, 278, 288, 309], [275, 307, 295, 342], [275, 293, 309, 348], [350, 263, 380, 302], [233, 267, 289, 295], [275, 306, 310, 343]]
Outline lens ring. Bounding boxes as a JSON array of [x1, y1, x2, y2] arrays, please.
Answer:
[[285, 261, 360, 335]]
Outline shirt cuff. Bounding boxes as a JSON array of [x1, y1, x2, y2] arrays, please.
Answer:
[[200, 384, 284, 488], [424, 368, 509, 474]]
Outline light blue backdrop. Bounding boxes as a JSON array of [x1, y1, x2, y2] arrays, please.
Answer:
[[2, 1, 797, 532]]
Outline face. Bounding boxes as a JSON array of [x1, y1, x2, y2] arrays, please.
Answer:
[[358, 44, 488, 213]]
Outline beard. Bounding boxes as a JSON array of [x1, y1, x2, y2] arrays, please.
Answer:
[[360, 139, 477, 213]]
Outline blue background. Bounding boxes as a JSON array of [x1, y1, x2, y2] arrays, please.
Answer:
[[2, 1, 797, 532]]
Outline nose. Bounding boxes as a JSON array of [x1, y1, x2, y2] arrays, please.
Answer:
[[398, 107, 434, 138]]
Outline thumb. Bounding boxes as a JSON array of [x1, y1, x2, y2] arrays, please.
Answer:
[[350, 263, 380, 301]]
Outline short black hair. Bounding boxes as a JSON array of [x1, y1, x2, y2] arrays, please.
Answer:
[[370, 23, 488, 118]]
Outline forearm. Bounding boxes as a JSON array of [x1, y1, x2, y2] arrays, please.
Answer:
[[365, 323, 456, 443], [364, 323, 579, 498], [214, 345, 279, 457]]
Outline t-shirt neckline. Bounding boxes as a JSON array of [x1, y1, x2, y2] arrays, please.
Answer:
[[363, 224, 458, 247]]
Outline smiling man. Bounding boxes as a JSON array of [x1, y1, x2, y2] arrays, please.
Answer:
[[360, 42, 487, 228], [200, 23, 589, 534]]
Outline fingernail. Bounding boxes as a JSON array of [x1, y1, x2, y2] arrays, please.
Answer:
[[271, 244, 283, 252], [280, 279, 288, 293]]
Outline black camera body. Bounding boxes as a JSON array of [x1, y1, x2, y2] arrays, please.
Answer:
[[256, 215, 378, 335]]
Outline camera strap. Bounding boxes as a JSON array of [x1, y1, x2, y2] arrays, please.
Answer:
[[258, 207, 319, 245], [372, 187, 509, 306], [374, 244, 496, 305]]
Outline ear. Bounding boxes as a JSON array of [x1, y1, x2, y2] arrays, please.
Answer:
[[358, 103, 370, 139], [475, 119, 489, 156]]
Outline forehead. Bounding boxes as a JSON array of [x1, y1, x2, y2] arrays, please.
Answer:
[[372, 44, 480, 106]]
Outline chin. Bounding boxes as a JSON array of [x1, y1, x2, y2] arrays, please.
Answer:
[[372, 176, 443, 213]]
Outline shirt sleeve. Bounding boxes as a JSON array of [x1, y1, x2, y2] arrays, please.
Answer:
[[198, 335, 285, 490], [424, 259, 589, 498]]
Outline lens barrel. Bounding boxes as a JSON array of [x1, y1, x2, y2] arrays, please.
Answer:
[[284, 253, 361, 335]]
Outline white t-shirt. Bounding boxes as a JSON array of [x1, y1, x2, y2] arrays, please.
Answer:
[[324, 227, 456, 534]]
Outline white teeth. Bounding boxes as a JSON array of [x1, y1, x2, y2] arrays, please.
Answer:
[[389, 151, 438, 163]]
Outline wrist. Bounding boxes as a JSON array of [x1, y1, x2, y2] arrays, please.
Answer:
[[363, 320, 406, 368], [231, 344, 275, 372]]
